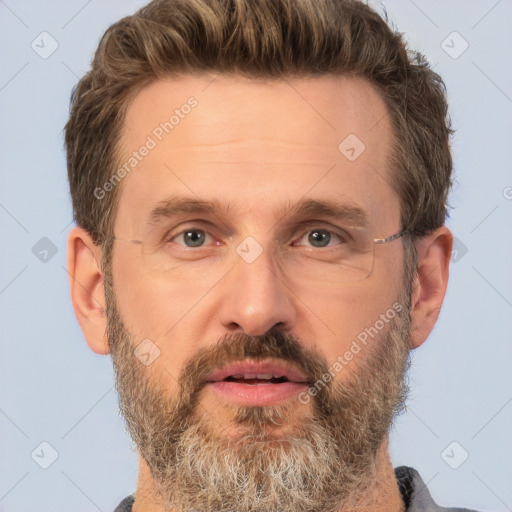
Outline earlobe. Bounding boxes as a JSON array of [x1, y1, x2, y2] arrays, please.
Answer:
[[409, 226, 453, 350], [67, 227, 110, 355]]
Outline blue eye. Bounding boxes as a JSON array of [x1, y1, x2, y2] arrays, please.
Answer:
[[294, 229, 345, 248], [308, 229, 331, 247], [172, 229, 209, 247]]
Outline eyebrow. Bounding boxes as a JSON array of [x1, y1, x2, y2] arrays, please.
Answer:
[[281, 198, 369, 228], [148, 196, 228, 225], [147, 196, 369, 228]]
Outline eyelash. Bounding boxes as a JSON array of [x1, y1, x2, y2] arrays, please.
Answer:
[[169, 229, 219, 247], [166, 225, 349, 248]]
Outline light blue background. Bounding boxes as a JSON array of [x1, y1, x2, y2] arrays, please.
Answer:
[[1, 1, 511, 511]]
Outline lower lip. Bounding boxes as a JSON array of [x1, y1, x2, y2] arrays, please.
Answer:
[[207, 381, 308, 406]]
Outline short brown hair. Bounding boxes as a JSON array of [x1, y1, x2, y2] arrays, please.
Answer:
[[65, 0, 452, 250]]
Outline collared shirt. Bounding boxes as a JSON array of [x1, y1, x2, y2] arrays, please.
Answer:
[[113, 466, 481, 512]]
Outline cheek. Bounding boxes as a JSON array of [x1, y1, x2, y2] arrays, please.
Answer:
[[111, 250, 197, 342], [111, 249, 222, 377], [293, 274, 403, 368], [111, 269, 201, 387]]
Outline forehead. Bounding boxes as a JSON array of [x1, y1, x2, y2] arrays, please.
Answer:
[[115, 74, 399, 234]]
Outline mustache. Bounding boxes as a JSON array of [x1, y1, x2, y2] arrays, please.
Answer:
[[178, 327, 330, 400]]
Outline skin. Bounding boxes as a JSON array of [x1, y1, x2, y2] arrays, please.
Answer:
[[67, 74, 453, 511]]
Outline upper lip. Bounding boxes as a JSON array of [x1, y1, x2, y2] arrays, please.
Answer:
[[205, 359, 309, 384]]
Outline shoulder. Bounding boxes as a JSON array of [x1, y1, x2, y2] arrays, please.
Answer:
[[113, 494, 135, 512], [395, 466, 482, 512]]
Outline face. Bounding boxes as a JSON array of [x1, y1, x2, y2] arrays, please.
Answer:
[[106, 75, 412, 511]]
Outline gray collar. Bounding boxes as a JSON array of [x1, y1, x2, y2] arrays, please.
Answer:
[[395, 466, 479, 512], [114, 466, 480, 512]]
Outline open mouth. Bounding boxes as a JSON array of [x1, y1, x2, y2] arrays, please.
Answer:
[[223, 374, 290, 385], [206, 360, 308, 385], [205, 360, 309, 406]]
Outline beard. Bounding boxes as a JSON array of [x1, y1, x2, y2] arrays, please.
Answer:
[[105, 276, 411, 512]]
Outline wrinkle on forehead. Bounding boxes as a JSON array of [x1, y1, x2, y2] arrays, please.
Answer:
[[121, 74, 392, 158], [115, 74, 400, 237]]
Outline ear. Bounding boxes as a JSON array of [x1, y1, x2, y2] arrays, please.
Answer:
[[67, 227, 110, 355], [409, 226, 453, 350]]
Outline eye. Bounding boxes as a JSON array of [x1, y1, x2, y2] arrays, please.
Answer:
[[293, 228, 347, 248], [170, 229, 215, 248]]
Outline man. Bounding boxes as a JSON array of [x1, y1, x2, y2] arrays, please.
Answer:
[[64, 0, 479, 511]]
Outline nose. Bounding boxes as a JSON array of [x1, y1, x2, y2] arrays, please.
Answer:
[[218, 244, 297, 336]]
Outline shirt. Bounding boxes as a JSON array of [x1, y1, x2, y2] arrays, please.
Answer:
[[113, 466, 480, 511]]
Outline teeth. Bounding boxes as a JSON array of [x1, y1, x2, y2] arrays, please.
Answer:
[[228, 373, 285, 380]]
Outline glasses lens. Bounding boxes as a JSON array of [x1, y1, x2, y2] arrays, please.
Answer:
[[280, 227, 375, 285], [125, 224, 376, 285]]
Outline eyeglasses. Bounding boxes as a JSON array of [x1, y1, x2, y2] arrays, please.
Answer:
[[111, 224, 408, 285]]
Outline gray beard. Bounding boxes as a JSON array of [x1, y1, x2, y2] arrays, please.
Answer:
[[105, 281, 411, 512]]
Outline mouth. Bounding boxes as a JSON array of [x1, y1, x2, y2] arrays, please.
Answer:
[[223, 375, 290, 384], [206, 359, 308, 385], [204, 359, 310, 406]]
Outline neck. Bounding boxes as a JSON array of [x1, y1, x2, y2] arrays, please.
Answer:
[[132, 439, 405, 512]]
